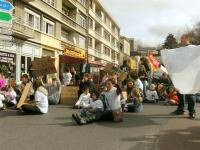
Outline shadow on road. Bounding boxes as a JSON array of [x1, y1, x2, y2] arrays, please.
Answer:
[[120, 125, 200, 150], [96, 113, 174, 128]]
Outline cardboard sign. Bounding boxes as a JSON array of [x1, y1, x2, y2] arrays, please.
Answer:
[[104, 63, 114, 74], [17, 83, 31, 108], [118, 71, 128, 81], [30, 57, 57, 77]]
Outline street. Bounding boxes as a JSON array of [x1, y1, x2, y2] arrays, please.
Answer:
[[1, 104, 200, 150]]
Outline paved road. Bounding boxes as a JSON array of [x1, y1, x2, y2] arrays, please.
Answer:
[[0, 104, 200, 150]]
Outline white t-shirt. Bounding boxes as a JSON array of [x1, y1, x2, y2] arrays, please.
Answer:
[[135, 79, 144, 91], [82, 64, 87, 73], [146, 90, 159, 101], [90, 99, 104, 111], [0, 94, 5, 108], [63, 72, 72, 86], [35, 90, 48, 114], [6, 89, 17, 105], [105, 87, 121, 111], [75, 93, 91, 108]]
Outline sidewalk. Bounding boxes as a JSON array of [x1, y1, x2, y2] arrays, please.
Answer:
[[155, 105, 200, 150]]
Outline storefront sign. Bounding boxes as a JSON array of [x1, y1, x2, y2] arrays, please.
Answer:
[[0, 51, 15, 64], [64, 48, 86, 59]]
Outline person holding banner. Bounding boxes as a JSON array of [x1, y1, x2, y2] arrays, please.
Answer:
[[170, 34, 197, 119]]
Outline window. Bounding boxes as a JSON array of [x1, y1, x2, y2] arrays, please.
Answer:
[[79, 35, 86, 48], [61, 31, 69, 42], [104, 30, 110, 42], [79, 0, 86, 7], [43, 49, 55, 57], [88, 37, 93, 48], [80, 15, 86, 28], [24, 8, 40, 30], [43, 0, 56, 7], [62, 8, 70, 16], [103, 45, 110, 56], [43, 18, 55, 35], [89, 0, 93, 9], [89, 17, 93, 29]]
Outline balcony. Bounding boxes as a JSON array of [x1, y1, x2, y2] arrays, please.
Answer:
[[95, 31, 102, 41], [61, 14, 87, 35], [12, 16, 34, 39], [95, 14, 102, 23], [69, 0, 77, 6]]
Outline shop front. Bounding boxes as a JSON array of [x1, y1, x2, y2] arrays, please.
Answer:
[[59, 44, 86, 83], [0, 51, 16, 77], [59, 45, 86, 105], [0, 39, 41, 81]]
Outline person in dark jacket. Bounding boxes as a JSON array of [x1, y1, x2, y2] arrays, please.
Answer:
[[79, 60, 90, 80]]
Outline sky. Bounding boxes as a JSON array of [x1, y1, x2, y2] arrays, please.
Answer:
[[100, 0, 200, 47]]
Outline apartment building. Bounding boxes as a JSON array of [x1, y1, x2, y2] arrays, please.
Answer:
[[0, 0, 121, 81], [0, 0, 88, 81], [119, 36, 130, 65], [129, 38, 138, 56], [87, 0, 120, 66]]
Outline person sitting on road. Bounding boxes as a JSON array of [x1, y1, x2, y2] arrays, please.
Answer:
[[72, 90, 104, 125], [16, 74, 34, 102], [44, 77, 61, 105], [100, 79, 123, 122], [157, 83, 168, 101], [145, 84, 159, 103], [21, 79, 48, 115], [4, 78, 17, 108], [0, 92, 5, 110], [124, 88, 143, 113], [126, 79, 135, 102], [130, 71, 144, 93], [74, 86, 91, 109], [165, 86, 179, 105], [78, 73, 94, 97]]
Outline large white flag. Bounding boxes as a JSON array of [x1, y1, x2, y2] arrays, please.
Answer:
[[161, 45, 200, 94]]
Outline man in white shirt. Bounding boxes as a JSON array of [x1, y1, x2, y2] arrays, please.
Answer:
[[171, 34, 197, 119]]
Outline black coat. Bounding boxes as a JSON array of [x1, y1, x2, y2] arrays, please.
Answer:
[[79, 64, 90, 74]]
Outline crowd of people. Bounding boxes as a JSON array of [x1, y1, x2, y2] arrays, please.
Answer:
[[0, 46, 196, 125], [70, 57, 182, 125], [0, 55, 181, 123]]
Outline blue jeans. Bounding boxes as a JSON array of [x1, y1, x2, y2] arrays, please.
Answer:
[[177, 94, 196, 114]]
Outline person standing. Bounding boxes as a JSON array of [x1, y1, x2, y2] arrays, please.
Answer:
[[171, 34, 197, 119], [79, 60, 90, 80], [63, 68, 72, 86]]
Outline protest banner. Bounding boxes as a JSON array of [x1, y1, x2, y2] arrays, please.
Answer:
[[147, 52, 160, 70]]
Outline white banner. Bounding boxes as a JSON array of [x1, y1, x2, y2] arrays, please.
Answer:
[[161, 45, 200, 94]]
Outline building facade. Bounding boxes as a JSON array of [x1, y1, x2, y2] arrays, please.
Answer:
[[119, 36, 130, 65], [87, 0, 120, 66], [0, 0, 121, 81]]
